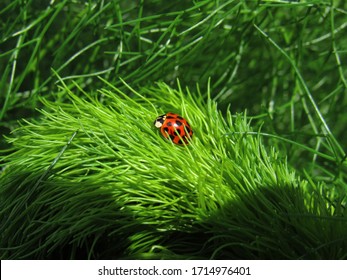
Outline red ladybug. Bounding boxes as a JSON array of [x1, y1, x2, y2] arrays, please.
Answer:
[[154, 112, 193, 145]]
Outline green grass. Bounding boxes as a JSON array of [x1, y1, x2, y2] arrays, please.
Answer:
[[1, 0, 347, 259], [1, 79, 345, 259]]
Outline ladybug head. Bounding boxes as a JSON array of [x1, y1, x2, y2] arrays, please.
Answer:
[[154, 114, 166, 128]]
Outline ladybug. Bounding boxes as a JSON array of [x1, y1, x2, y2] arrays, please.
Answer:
[[154, 112, 193, 145]]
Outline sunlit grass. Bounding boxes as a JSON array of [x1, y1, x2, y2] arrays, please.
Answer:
[[1, 79, 347, 259], [1, 0, 347, 259]]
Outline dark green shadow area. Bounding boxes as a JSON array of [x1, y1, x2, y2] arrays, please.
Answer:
[[2, 170, 346, 259], [0, 171, 143, 259], [125, 184, 347, 260]]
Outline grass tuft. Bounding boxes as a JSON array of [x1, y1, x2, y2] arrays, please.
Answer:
[[1, 79, 346, 259]]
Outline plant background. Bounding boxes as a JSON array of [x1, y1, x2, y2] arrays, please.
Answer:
[[1, 0, 347, 259]]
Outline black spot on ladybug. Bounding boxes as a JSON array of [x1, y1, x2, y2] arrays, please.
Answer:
[[177, 139, 183, 145], [177, 116, 183, 120], [169, 135, 175, 141], [167, 122, 173, 126], [164, 127, 169, 132], [176, 128, 182, 135], [175, 120, 182, 126], [166, 115, 175, 119]]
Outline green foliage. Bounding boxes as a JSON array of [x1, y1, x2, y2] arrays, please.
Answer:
[[1, 0, 347, 259], [1, 0, 346, 180], [1, 80, 346, 259]]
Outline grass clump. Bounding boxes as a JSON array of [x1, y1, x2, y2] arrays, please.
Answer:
[[1, 1, 346, 199], [1, 79, 346, 259]]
